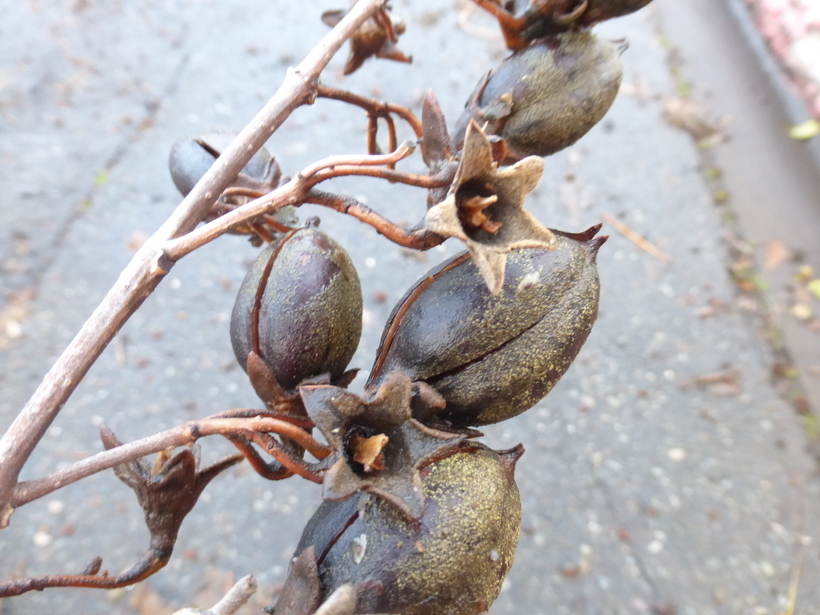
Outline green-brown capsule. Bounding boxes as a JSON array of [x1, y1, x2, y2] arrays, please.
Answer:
[[367, 227, 605, 427], [230, 228, 362, 393], [282, 444, 523, 615], [453, 31, 623, 161]]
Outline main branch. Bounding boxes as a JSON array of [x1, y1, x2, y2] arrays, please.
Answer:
[[0, 0, 387, 529]]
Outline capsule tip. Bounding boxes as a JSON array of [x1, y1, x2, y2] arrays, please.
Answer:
[[550, 224, 602, 243], [584, 235, 609, 263], [497, 443, 525, 481]]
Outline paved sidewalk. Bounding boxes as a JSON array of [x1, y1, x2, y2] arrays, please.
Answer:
[[1, 1, 819, 614], [742, 0, 820, 119]]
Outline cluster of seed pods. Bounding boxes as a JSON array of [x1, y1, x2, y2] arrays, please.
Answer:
[[168, 2, 653, 613]]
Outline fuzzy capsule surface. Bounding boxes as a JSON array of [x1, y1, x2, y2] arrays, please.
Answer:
[[230, 228, 362, 391], [289, 444, 522, 615], [454, 31, 622, 160], [367, 232, 603, 426]]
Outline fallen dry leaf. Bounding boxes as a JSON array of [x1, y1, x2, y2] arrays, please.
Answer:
[[764, 239, 791, 271], [127, 230, 150, 251], [795, 265, 814, 284], [694, 369, 742, 397], [130, 583, 175, 615], [0, 289, 33, 350], [662, 97, 722, 140], [697, 297, 729, 319], [601, 213, 672, 264], [791, 303, 813, 321]]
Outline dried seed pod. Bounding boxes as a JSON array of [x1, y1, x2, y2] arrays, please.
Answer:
[[367, 227, 605, 426], [168, 131, 281, 197], [453, 31, 623, 161], [283, 443, 523, 615], [580, 0, 655, 25], [168, 131, 296, 245], [230, 228, 362, 394]]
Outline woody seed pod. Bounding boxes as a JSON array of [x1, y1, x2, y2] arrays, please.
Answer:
[[284, 444, 523, 615], [453, 31, 622, 161], [580, 0, 655, 25], [168, 131, 280, 197], [367, 228, 605, 426], [230, 228, 362, 392]]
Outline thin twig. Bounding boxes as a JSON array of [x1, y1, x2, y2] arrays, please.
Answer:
[[0, 0, 388, 529], [11, 416, 332, 508], [600, 212, 672, 264], [317, 83, 424, 141], [306, 189, 445, 250], [297, 142, 415, 179], [309, 165, 451, 188], [163, 144, 419, 261]]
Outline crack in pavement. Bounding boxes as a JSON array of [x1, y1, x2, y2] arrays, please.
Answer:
[[3, 52, 190, 318]]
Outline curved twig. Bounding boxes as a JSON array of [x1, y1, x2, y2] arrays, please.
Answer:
[[162, 144, 422, 261], [305, 189, 445, 250], [11, 416, 332, 508], [317, 83, 424, 141], [0, 553, 168, 597], [308, 164, 451, 189], [297, 142, 416, 179]]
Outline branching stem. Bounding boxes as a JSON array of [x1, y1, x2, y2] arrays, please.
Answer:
[[11, 416, 331, 509], [0, 0, 389, 529]]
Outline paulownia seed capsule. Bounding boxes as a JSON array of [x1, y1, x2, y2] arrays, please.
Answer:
[[230, 228, 362, 392], [453, 31, 623, 161], [282, 443, 523, 615], [580, 0, 655, 25], [367, 228, 605, 427], [168, 131, 280, 197]]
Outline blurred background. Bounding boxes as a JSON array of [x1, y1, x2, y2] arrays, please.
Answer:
[[1, 1, 820, 613]]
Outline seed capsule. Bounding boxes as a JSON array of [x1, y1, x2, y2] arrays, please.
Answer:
[[284, 444, 523, 615], [230, 228, 362, 392], [453, 31, 622, 161], [580, 0, 654, 25], [168, 131, 280, 197], [367, 228, 605, 426]]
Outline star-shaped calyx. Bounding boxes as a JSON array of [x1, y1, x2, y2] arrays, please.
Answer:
[[100, 427, 241, 564], [322, 7, 411, 75], [423, 120, 557, 294], [300, 371, 465, 520]]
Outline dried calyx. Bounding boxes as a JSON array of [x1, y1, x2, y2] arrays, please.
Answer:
[[278, 443, 523, 615], [322, 6, 411, 75], [368, 226, 606, 427], [423, 121, 557, 295], [300, 371, 466, 521], [453, 31, 623, 162], [230, 227, 362, 411]]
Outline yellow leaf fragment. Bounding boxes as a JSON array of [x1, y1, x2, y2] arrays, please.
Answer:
[[791, 303, 813, 321], [808, 279, 820, 301], [788, 119, 820, 140]]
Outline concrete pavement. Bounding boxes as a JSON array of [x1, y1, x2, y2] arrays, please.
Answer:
[[1, 1, 819, 613]]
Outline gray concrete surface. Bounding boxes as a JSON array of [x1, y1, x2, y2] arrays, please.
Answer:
[[1, 1, 819, 614]]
